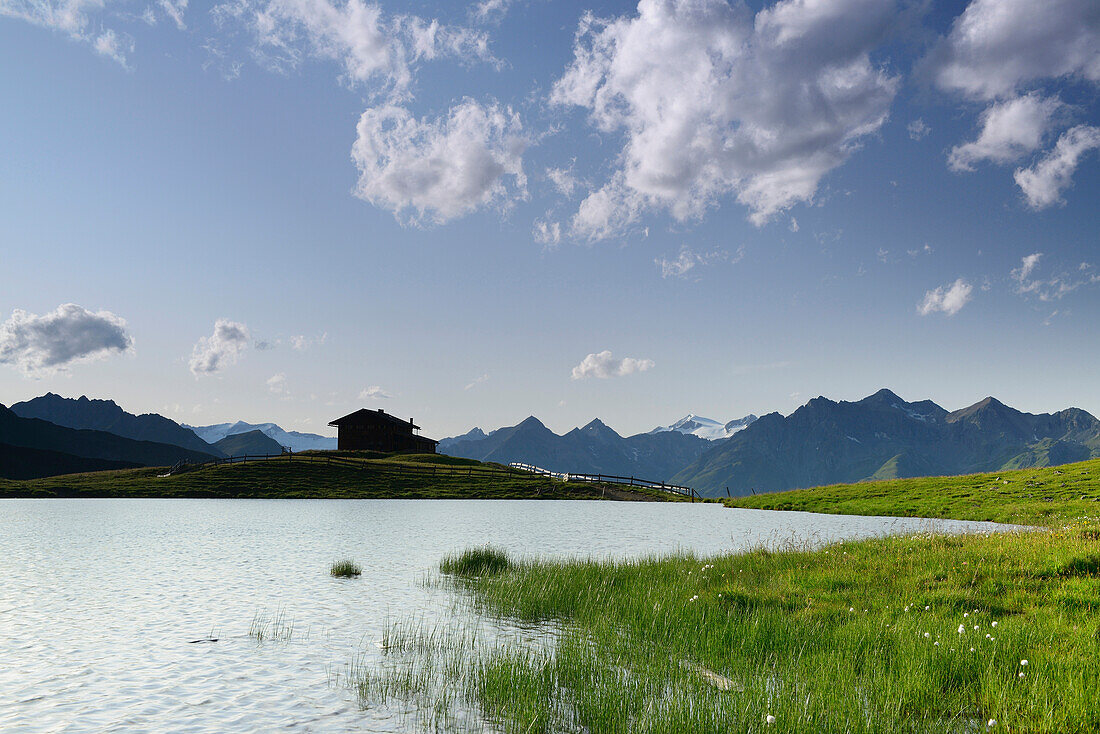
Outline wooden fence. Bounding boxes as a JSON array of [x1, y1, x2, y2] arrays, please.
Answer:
[[508, 462, 698, 499]]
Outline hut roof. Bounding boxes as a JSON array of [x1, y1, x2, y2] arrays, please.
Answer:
[[328, 408, 420, 430]]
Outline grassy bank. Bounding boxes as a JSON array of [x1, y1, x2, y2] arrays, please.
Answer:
[[0, 452, 687, 502], [724, 457, 1100, 526], [354, 463, 1100, 732]]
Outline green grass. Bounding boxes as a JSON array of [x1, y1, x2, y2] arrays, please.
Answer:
[[330, 559, 363, 578], [439, 546, 513, 577], [724, 456, 1100, 526], [248, 607, 295, 642], [350, 461, 1100, 733], [0, 452, 690, 502]]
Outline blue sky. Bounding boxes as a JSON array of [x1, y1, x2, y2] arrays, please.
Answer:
[[1, 0, 1098, 439]]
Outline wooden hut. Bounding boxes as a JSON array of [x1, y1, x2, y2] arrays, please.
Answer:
[[328, 408, 438, 453]]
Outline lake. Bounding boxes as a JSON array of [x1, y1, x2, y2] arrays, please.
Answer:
[[0, 499, 1017, 733]]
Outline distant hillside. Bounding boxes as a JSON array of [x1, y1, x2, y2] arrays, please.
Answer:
[[0, 442, 139, 480], [12, 393, 223, 457], [0, 403, 216, 478], [673, 389, 1100, 496], [439, 416, 710, 481], [185, 421, 336, 452], [213, 430, 285, 457]]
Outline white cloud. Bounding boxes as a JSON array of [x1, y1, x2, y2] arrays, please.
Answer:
[[907, 243, 933, 257], [571, 350, 654, 379], [1013, 125, 1100, 209], [907, 118, 930, 140], [351, 99, 528, 224], [788, 217, 799, 233], [654, 245, 736, 279], [532, 218, 562, 247], [917, 278, 973, 316], [289, 332, 327, 350], [552, 0, 900, 238], [471, 0, 512, 24], [0, 303, 134, 377], [0, 0, 141, 65], [926, 0, 1100, 102], [224, 0, 490, 94], [1011, 252, 1100, 300], [546, 165, 578, 197], [464, 373, 489, 390], [189, 319, 250, 376], [158, 0, 187, 30], [267, 372, 288, 394], [948, 94, 1062, 172], [358, 385, 391, 399]]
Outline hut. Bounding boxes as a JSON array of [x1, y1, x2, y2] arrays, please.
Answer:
[[328, 408, 438, 453]]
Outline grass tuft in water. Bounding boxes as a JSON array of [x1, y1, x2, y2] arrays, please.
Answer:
[[248, 607, 294, 642], [440, 546, 512, 578], [330, 559, 363, 578]]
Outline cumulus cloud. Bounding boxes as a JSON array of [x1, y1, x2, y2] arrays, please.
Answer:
[[189, 319, 250, 376], [289, 332, 327, 350], [571, 350, 654, 379], [351, 99, 528, 224], [1013, 125, 1100, 209], [917, 278, 973, 316], [927, 0, 1100, 202], [655, 245, 736, 279], [358, 385, 392, 399], [948, 94, 1063, 171], [926, 0, 1100, 102], [267, 372, 288, 394], [552, 0, 900, 238], [0, 303, 134, 376]]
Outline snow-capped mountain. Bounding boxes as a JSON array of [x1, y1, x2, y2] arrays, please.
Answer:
[[184, 421, 336, 452], [650, 414, 759, 441]]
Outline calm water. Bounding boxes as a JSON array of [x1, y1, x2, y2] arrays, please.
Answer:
[[0, 499, 1015, 733]]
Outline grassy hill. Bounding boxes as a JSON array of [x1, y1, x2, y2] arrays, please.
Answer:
[[723, 456, 1100, 526], [0, 452, 691, 501]]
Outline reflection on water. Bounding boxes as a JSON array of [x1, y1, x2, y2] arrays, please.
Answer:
[[0, 499, 1014, 732]]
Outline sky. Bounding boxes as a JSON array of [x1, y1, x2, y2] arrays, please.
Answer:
[[1, 0, 1099, 440]]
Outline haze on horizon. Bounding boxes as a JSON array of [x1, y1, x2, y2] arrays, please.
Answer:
[[2, 0, 1099, 439]]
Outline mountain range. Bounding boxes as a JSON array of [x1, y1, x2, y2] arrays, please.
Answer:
[[12, 393, 222, 456], [437, 415, 712, 479], [184, 421, 336, 452], [439, 390, 1100, 498], [0, 402, 215, 479], [672, 389, 1100, 496], [438, 416, 712, 480]]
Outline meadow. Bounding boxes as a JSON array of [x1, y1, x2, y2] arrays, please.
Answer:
[[0, 452, 687, 502], [354, 461, 1100, 733]]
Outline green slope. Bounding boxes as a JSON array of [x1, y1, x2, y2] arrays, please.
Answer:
[[725, 456, 1100, 526], [0, 452, 691, 501]]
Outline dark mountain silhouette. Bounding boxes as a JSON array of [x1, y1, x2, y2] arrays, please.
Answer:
[[0, 442, 140, 480], [11, 393, 223, 457], [213, 430, 284, 457], [439, 416, 710, 480], [673, 389, 1100, 496], [0, 402, 216, 478]]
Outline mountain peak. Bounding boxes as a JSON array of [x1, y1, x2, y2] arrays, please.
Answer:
[[861, 388, 904, 404]]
